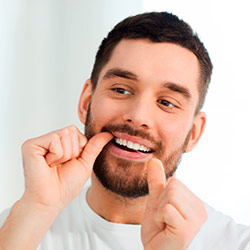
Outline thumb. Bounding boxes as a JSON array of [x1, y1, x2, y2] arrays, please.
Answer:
[[147, 158, 167, 202], [78, 132, 113, 174]]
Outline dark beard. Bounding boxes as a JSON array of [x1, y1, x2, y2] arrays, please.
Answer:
[[85, 105, 191, 199]]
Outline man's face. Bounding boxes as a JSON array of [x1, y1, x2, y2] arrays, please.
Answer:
[[81, 39, 204, 198]]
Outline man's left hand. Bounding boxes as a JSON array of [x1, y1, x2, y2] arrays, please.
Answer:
[[141, 158, 207, 250]]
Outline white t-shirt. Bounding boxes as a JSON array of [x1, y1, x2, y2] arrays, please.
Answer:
[[1, 186, 250, 250]]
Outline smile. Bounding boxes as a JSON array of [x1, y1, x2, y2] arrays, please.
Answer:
[[113, 137, 153, 153]]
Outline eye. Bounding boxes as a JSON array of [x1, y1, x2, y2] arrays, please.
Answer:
[[112, 88, 132, 95], [157, 99, 175, 108]]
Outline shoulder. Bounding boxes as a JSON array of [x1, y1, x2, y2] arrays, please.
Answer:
[[189, 203, 250, 250]]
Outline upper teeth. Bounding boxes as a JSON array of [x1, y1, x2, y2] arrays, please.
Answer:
[[115, 137, 151, 152]]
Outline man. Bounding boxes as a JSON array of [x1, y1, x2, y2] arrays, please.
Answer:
[[0, 11, 249, 250]]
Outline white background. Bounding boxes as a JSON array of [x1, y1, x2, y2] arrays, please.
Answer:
[[143, 0, 250, 225], [1, 0, 250, 225], [0, 0, 143, 211]]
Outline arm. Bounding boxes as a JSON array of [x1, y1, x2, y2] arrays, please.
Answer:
[[0, 198, 59, 250], [0, 125, 112, 250]]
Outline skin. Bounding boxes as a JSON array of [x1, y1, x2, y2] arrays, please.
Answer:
[[0, 39, 207, 250], [0, 128, 113, 250], [79, 40, 207, 248]]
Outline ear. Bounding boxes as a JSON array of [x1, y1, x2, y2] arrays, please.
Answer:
[[184, 111, 206, 153], [78, 79, 93, 125]]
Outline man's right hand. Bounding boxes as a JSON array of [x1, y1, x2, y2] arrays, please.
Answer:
[[0, 125, 112, 250], [21, 125, 113, 211]]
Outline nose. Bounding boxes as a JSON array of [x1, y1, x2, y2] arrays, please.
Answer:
[[122, 96, 153, 130]]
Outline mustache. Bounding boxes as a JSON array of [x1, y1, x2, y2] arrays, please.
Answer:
[[101, 123, 163, 153]]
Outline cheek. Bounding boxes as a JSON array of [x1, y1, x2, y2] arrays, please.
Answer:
[[90, 97, 125, 128], [158, 117, 193, 148]]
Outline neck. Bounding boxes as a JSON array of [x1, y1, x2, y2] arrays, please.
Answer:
[[86, 174, 148, 224]]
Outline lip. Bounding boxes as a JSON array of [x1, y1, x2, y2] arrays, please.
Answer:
[[109, 141, 152, 160], [112, 132, 154, 150]]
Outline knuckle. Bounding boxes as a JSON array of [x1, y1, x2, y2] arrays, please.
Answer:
[[51, 133, 60, 142], [21, 139, 33, 152], [160, 206, 168, 216], [56, 148, 64, 159], [61, 152, 71, 162], [50, 136, 63, 156], [72, 147, 79, 159], [162, 203, 174, 215], [21, 140, 29, 151], [68, 125, 78, 132], [63, 125, 78, 136], [62, 128, 70, 136], [167, 189, 177, 200], [170, 178, 181, 186]]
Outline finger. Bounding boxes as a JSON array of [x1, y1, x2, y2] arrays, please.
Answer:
[[78, 132, 113, 174], [147, 158, 167, 201], [71, 129, 80, 158], [158, 178, 205, 222], [48, 126, 84, 165], [78, 132, 87, 150], [158, 187, 190, 221], [63, 126, 87, 157], [157, 203, 185, 229], [49, 132, 73, 166], [169, 179, 203, 211], [66, 125, 87, 150], [44, 134, 64, 165]]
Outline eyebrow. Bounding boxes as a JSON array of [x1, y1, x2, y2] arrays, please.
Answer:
[[103, 68, 192, 100], [103, 68, 138, 81], [163, 82, 192, 100]]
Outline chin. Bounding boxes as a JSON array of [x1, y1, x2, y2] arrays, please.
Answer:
[[93, 151, 149, 198]]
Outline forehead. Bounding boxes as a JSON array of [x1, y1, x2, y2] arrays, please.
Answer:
[[98, 39, 200, 101]]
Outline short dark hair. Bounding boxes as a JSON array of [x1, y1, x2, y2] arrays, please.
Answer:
[[90, 12, 213, 113]]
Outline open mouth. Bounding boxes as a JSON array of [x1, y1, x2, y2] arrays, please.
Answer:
[[113, 137, 153, 154]]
